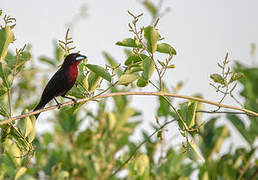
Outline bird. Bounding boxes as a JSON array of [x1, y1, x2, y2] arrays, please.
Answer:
[[34, 53, 87, 119]]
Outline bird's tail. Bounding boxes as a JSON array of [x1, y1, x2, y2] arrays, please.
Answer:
[[33, 100, 47, 119]]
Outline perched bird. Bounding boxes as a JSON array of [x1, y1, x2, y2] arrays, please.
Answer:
[[34, 53, 87, 119]]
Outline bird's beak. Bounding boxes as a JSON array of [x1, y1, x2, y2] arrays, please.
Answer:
[[75, 55, 87, 61]]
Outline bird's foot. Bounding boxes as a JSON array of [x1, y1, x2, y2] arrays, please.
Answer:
[[71, 98, 77, 105], [56, 102, 62, 109], [54, 97, 62, 109]]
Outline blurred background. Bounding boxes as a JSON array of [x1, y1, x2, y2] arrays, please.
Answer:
[[1, 0, 258, 179]]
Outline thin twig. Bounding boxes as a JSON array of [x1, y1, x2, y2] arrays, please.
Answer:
[[110, 119, 176, 177], [1, 91, 258, 126], [196, 110, 255, 116], [237, 148, 257, 180]]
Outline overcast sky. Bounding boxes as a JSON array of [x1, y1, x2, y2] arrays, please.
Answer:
[[2, 0, 258, 161]]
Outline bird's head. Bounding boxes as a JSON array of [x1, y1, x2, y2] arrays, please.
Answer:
[[62, 53, 87, 67]]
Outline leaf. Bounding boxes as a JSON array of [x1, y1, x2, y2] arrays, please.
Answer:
[[117, 74, 140, 85], [187, 140, 205, 162], [0, 61, 13, 88], [85, 156, 97, 179], [115, 38, 140, 48], [102, 51, 122, 75], [157, 43, 177, 55], [210, 73, 224, 84], [17, 109, 33, 138], [102, 51, 117, 68], [27, 116, 36, 143], [0, 26, 15, 60], [227, 114, 253, 145], [136, 57, 155, 87], [125, 54, 148, 66], [0, 100, 9, 117], [86, 64, 111, 82], [229, 72, 244, 83], [158, 96, 170, 117], [143, 0, 157, 16], [68, 86, 85, 98], [55, 44, 65, 62], [39, 56, 56, 67], [87, 71, 100, 93], [4, 139, 21, 166], [142, 57, 155, 80], [179, 101, 197, 128], [136, 77, 148, 87], [15, 167, 27, 180], [144, 26, 160, 53], [167, 64, 175, 68], [108, 112, 116, 130]]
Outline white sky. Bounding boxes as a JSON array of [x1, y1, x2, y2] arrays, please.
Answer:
[[2, 0, 258, 170]]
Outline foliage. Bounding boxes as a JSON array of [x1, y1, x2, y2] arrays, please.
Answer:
[[0, 2, 257, 180]]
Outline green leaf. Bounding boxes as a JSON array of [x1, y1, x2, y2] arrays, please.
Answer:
[[143, 0, 157, 16], [158, 96, 170, 117], [116, 38, 141, 48], [125, 54, 148, 66], [55, 44, 65, 62], [17, 109, 33, 138], [102, 51, 122, 75], [178, 101, 197, 129], [136, 77, 148, 87], [87, 71, 100, 93], [210, 73, 224, 84], [0, 26, 15, 60], [85, 156, 97, 179], [15, 167, 27, 180], [229, 72, 244, 83], [108, 112, 116, 130], [4, 139, 21, 166], [227, 114, 253, 145], [142, 57, 155, 80], [0, 61, 13, 88], [117, 74, 140, 85], [136, 57, 155, 87], [102, 51, 117, 68], [0, 100, 9, 117], [157, 43, 177, 55], [86, 64, 111, 82], [187, 141, 205, 162], [68, 86, 85, 98], [39, 56, 56, 67], [27, 116, 36, 143], [144, 26, 160, 53]]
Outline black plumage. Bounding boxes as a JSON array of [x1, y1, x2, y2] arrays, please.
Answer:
[[34, 53, 87, 119]]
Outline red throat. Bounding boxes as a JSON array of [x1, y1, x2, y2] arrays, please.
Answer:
[[67, 63, 79, 82]]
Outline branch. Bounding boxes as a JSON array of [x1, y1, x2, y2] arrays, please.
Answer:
[[196, 110, 256, 116], [109, 119, 176, 177], [1, 91, 258, 126]]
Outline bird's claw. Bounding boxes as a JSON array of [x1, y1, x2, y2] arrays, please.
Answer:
[[57, 102, 62, 109], [72, 99, 77, 105]]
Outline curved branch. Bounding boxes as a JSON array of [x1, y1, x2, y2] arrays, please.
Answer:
[[0, 91, 257, 126]]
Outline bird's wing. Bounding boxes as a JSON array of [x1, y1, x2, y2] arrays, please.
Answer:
[[41, 68, 69, 99]]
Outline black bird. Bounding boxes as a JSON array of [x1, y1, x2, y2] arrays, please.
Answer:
[[34, 53, 87, 119]]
